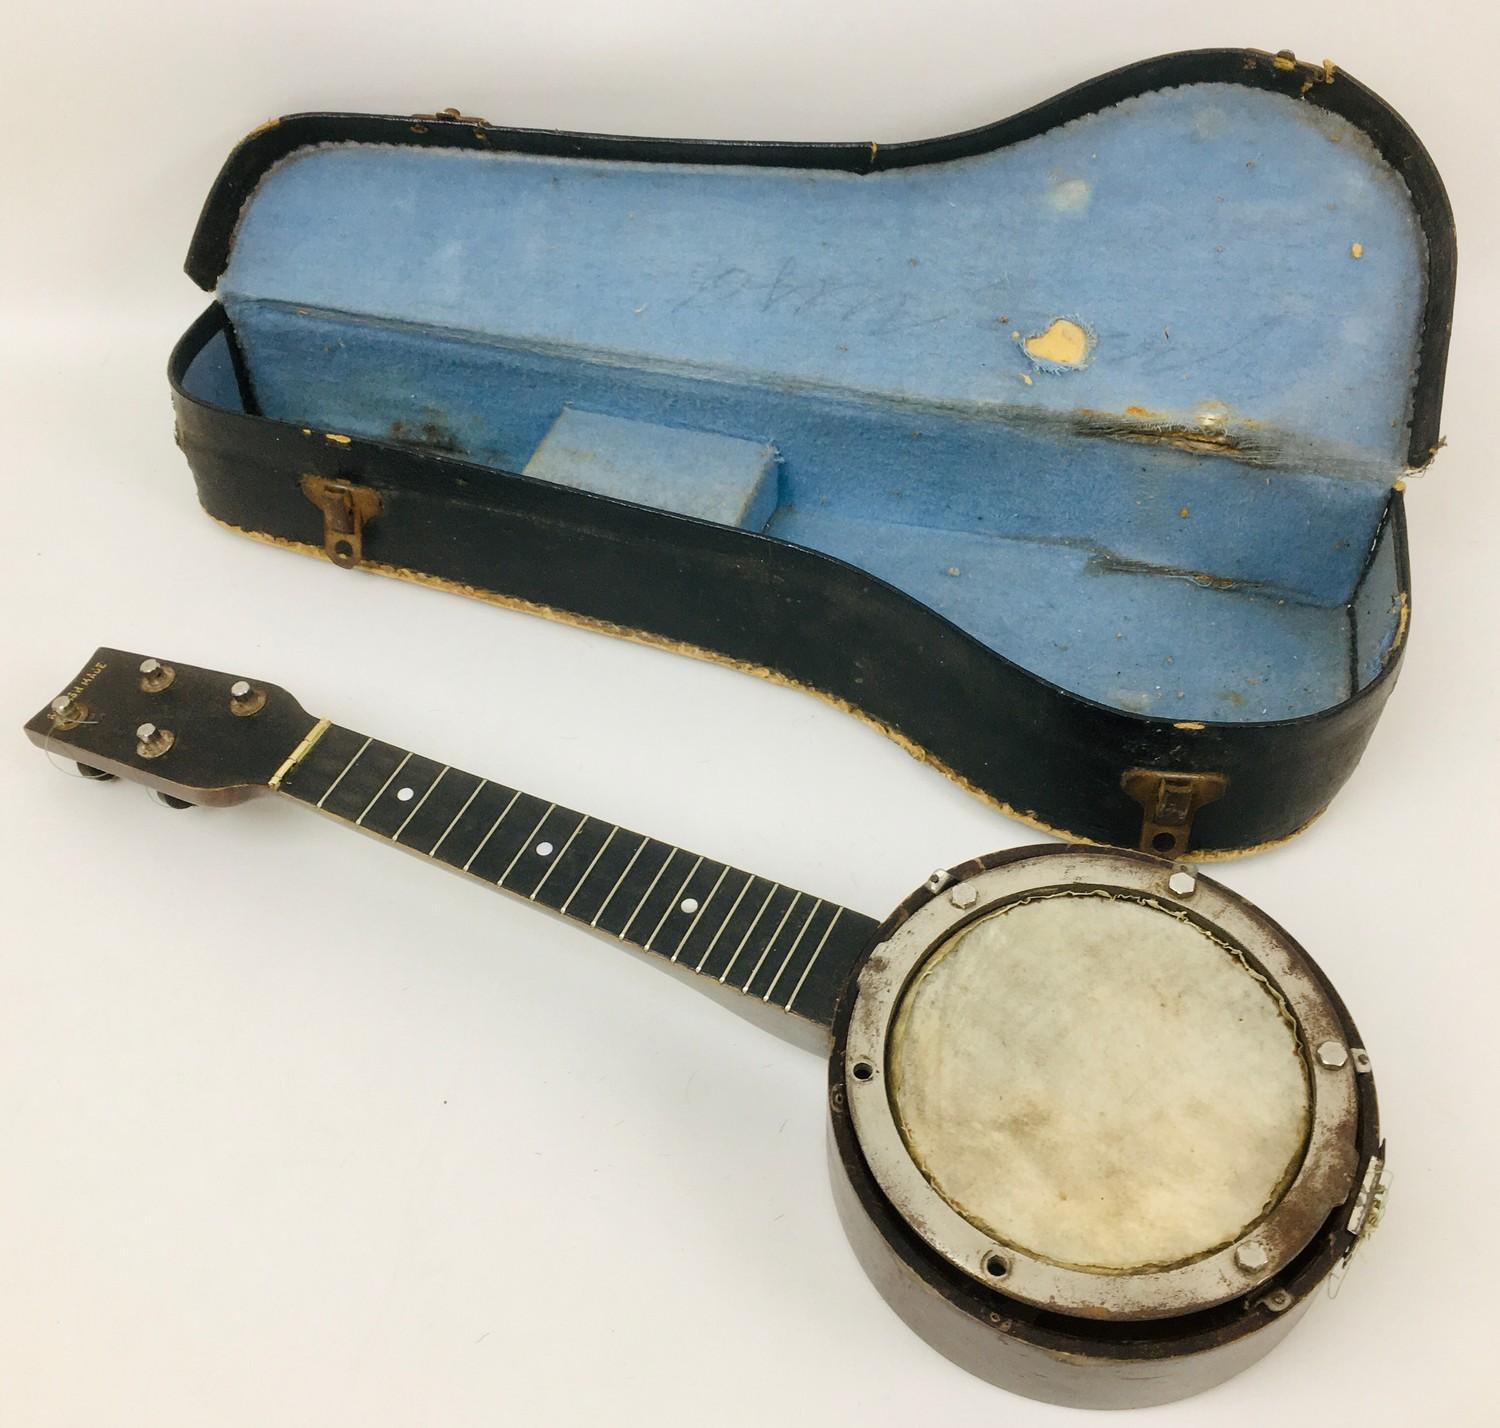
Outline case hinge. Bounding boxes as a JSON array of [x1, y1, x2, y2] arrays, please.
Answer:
[[300, 474, 383, 569], [1121, 768, 1228, 858], [410, 106, 492, 126]]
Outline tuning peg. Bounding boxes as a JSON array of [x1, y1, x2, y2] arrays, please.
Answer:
[[75, 763, 116, 782], [50, 694, 88, 730], [135, 723, 175, 759], [229, 679, 267, 717], [147, 789, 193, 810], [139, 658, 175, 693]]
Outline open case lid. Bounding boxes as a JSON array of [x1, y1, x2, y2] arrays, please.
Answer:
[[170, 48, 1455, 853], [187, 47, 1452, 463]]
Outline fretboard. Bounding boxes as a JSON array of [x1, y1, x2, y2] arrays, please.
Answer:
[[276, 723, 879, 1029]]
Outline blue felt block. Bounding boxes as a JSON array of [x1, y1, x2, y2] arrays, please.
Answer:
[[523, 408, 778, 530]]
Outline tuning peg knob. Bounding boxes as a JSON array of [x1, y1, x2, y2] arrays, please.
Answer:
[[135, 723, 175, 759], [75, 763, 116, 782], [229, 679, 267, 717], [147, 789, 193, 810]]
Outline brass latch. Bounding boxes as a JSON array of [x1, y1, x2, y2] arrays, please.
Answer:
[[1121, 768, 1228, 858], [300, 474, 383, 569]]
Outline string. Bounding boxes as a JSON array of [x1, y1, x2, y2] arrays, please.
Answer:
[[40, 715, 107, 780]]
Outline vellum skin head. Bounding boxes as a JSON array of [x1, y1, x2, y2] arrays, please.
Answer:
[[889, 894, 1311, 1271]]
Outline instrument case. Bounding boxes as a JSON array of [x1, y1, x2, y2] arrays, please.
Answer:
[[169, 47, 1453, 857]]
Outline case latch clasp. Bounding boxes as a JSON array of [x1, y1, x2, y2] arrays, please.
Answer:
[[1121, 768, 1228, 858], [300, 474, 383, 569]]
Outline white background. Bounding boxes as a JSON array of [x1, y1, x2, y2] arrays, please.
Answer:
[[2, 4, 1496, 1424]]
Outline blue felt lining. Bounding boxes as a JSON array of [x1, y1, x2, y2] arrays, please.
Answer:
[[768, 506, 1353, 720], [200, 80, 1424, 723]]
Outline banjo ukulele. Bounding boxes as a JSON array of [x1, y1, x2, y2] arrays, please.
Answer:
[[28, 649, 1387, 1409]]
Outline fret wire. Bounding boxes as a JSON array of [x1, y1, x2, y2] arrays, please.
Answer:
[[316, 735, 373, 809], [589, 835, 650, 928], [497, 803, 557, 885], [462, 789, 522, 871], [529, 814, 589, 899], [619, 848, 677, 941], [785, 907, 844, 1012], [695, 872, 756, 972], [643, 855, 703, 952], [718, 882, 780, 985], [741, 891, 802, 993], [671, 863, 731, 963], [394, 765, 449, 839], [355, 750, 412, 826], [430, 779, 486, 856], [762, 898, 822, 1002], [561, 825, 619, 915]]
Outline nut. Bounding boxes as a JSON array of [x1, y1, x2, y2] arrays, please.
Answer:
[[1235, 1242, 1269, 1273], [948, 882, 979, 910], [1167, 869, 1196, 897], [1316, 1040, 1349, 1069]]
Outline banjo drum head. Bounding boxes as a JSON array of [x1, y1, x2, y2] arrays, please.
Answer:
[[832, 846, 1380, 1408], [890, 893, 1310, 1275]]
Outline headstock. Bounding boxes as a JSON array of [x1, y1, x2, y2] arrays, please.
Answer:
[[24, 649, 319, 806]]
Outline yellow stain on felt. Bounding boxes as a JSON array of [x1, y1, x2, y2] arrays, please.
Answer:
[[1174, 721, 1206, 731], [1178, 506, 1191, 519], [324, 433, 352, 445], [1350, 242, 1364, 259], [1023, 318, 1091, 367]]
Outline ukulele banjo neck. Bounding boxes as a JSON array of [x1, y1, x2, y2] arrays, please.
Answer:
[[23, 648, 879, 1043]]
